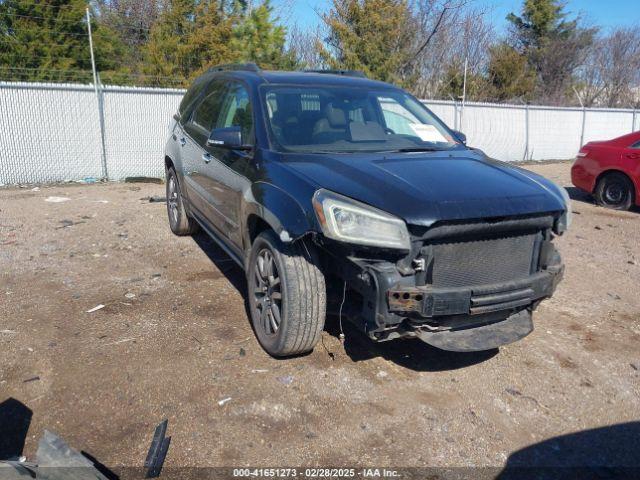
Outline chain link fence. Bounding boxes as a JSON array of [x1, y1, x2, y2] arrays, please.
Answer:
[[1, 81, 639, 185]]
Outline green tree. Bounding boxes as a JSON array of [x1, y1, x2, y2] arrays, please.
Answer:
[[485, 43, 536, 101], [317, 0, 414, 85], [507, 0, 596, 103], [0, 0, 120, 82], [230, 0, 297, 70]]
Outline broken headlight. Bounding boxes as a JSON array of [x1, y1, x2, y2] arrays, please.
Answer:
[[554, 183, 573, 234], [312, 189, 411, 250]]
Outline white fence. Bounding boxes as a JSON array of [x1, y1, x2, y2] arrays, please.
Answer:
[[1, 81, 638, 184]]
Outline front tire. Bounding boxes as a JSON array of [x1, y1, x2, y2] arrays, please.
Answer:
[[594, 172, 634, 211], [247, 231, 326, 357], [166, 167, 199, 235]]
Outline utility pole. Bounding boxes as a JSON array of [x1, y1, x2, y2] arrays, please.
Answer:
[[86, 7, 108, 180], [573, 86, 586, 148], [460, 57, 468, 132]]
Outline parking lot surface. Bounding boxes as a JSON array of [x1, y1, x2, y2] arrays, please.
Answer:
[[1, 161, 639, 474]]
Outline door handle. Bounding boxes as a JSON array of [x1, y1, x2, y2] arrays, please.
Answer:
[[202, 153, 212, 164], [179, 137, 186, 147]]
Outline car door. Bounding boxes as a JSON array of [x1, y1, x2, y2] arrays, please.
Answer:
[[198, 80, 254, 248], [181, 79, 229, 226]]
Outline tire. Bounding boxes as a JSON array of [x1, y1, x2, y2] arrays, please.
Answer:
[[594, 172, 635, 211], [247, 230, 326, 357], [166, 167, 199, 235]]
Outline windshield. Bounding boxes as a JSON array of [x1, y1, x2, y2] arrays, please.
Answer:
[[262, 86, 459, 153]]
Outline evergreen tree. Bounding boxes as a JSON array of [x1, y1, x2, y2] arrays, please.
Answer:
[[507, 0, 596, 103], [230, 0, 297, 70], [317, 0, 414, 85], [0, 0, 126, 83], [485, 43, 536, 101]]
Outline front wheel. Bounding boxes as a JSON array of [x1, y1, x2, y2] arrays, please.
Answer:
[[166, 167, 199, 235], [594, 172, 635, 211], [247, 231, 326, 357]]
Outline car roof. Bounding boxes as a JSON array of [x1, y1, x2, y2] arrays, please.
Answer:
[[203, 69, 397, 90]]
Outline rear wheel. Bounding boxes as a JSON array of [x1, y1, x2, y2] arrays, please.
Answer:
[[594, 172, 634, 211], [166, 167, 199, 235], [247, 231, 326, 357]]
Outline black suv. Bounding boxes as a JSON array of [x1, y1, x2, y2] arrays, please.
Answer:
[[164, 63, 569, 357]]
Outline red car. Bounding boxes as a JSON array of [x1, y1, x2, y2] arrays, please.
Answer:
[[571, 131, 640, 210]]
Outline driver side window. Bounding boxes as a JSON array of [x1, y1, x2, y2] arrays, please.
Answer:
[[218, 82, 253, 144]]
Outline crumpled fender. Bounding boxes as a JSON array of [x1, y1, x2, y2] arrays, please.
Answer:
[[242, 181, 317, 246]]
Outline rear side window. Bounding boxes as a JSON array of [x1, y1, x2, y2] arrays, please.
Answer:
[[178, 76, 208, 118], [631, 140, 640, 149], [191, 80, 227, 132]]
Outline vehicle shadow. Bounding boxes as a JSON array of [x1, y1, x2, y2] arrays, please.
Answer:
[[0, 397, 32, 460], [565, 186, 593, 204], [496, 421, 640, 479], [325, 317, 498, 372]]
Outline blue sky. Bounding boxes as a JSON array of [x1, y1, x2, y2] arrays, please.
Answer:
[[272, 0, 640, 34]]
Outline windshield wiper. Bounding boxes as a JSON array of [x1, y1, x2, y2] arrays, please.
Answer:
[[392, 147, 441, 153]]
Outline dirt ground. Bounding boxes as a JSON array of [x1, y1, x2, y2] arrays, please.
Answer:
[[1, 161, 639, 477]]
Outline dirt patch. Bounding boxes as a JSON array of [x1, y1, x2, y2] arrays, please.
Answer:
[[1, 161, 639, 471]]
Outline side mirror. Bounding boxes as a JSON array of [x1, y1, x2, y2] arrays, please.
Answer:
[[207, 126, 251, 150], [452, 130, 467, 145]]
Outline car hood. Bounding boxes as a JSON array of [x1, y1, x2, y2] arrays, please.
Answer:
[[279, 149, 566, 227]]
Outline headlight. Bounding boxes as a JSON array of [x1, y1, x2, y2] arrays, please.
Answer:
[[555, 183, 572, 234], [312, 189, 411, 250]]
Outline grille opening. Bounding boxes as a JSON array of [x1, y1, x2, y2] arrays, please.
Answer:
[[428, 232, 541, 288]]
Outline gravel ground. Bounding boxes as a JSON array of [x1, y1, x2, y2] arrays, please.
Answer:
[[1, 161, 639, 477]]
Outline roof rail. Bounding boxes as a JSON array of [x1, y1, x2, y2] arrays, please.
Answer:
[[303, 69, 367, 78], [208, 63, 261, 73]]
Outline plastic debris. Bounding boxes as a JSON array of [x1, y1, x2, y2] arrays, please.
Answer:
[[45, 196, 70, 203], [144, 420, 171, 478], [277, 375, 294, 385], [86, 304, 105, 313], [251, 369, 268, 373], [124, 292, 136, 299], [148, 196, 167, 203], [218, 397, 232, 406]]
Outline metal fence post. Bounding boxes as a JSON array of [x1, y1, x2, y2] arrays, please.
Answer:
[[87, 8, 108, 180], [633, 109, 637, 132], [524, 103, 530, 161], [580, 107, 586, 148]]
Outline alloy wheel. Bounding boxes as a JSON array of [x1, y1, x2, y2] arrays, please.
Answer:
[[252, 248, 283, 336]]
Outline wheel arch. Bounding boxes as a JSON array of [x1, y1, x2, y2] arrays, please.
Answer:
[[242, 182, 317, 252]]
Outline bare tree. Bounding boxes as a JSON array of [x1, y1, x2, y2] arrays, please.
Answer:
[[579, 28, 640, 108], [408, 2, 493, 99]]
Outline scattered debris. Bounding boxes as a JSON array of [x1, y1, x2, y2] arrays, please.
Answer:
[[218, 397, 232, 406], [377, 370, 388, 379], [78, 177, 99, 184], [31, 187, 40, 191], [239, 347, 246, 357], [103, 337, 136, 346], [86, 304, 105, 313], [91, 200, 109, 204], [56, 220, 85, 229], [124, 292, 136, 299], [45, 196, 70, 203], [23, 376, 40, 383], [628, 260, 636, 265], [277, 375, 294, 386], [147, 196, 167, 203], [0, 329, 17, 334], [151, 273, 162, 278], [251, 369, 268, 373], [144, 420, 171, 479], [594, 225, 602, 230], [125, 176, 163, 184], [631, 363, 639, 371]]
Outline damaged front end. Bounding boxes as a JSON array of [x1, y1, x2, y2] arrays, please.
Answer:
[[316, 214, 564, 352]]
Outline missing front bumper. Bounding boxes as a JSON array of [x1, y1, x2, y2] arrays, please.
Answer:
[[416, 309, 534, 352], [387, 269, 562, 317]]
